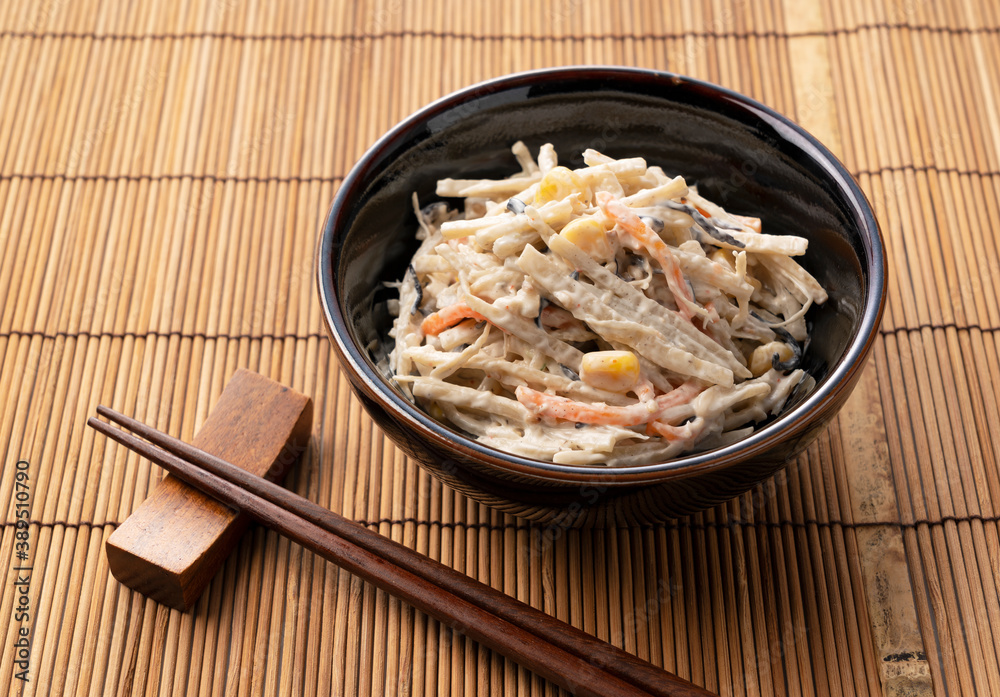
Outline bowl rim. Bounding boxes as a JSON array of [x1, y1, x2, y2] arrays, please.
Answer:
[[317, 65, 887, 486]]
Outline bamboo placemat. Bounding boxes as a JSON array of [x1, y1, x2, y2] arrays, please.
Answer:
[[2, 0, 998, 694]]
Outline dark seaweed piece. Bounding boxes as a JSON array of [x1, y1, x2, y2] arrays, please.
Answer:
[[559, 364, 580, 381], [711, 217, 743, 231], [784, 369, 814, 407], [702, 224, 745, 249], [534, 296, 550, 328], [771, 326, 803, 372], [660, 200, 700, 217], [571, 270, 580, 282], [627, 252, 656, 277], [420, 201, 448, 220], [661, 200, 745, 249], [407, 264, 422, 315], [615, 251, 641, 281], [575, 422, 586, 429], [506, 197, 526, 214], [640, 215, 664, 233]]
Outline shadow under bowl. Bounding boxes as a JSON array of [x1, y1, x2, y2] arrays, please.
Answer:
[[317, 66, 886, 527]]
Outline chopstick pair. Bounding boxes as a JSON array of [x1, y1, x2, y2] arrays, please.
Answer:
[[89, 406, 713, 697]]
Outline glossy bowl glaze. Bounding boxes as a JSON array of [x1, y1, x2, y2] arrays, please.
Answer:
[[317, 66, 886, 526]]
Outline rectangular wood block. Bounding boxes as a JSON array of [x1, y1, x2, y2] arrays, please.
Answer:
[[105, 369, 313, 610]]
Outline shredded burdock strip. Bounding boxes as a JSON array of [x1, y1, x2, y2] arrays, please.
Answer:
[[387, 142, 827, 465]]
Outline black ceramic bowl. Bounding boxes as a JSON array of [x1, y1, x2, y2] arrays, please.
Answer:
[[317, 66, 886, 526]]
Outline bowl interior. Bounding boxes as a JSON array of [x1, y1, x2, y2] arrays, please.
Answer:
[[322, 68, 879, 477]]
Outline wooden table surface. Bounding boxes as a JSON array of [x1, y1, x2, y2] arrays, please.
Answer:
[[2, 0, 999, 695]]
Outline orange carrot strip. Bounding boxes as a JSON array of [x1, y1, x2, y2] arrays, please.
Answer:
[[596, 191, 700, 321], [647, 417, 705, 442], [515, 381, 702, 427], [691, 203, 712, 219], [632, 376, 656, 403], [420, 303, 487, 336]]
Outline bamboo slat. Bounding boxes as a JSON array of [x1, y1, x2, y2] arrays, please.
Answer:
[[2, 0, 999, 694]]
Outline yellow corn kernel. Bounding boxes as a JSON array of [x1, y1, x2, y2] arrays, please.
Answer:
[[749, 341, 795, 376], [580, 350, 640, 393], [536, 166, 586, 204], [559, 217, 615, 262], [711, 248, 735, 270], [427, 401, 447, 422]]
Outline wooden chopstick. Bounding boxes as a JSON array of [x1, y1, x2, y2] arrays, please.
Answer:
[[89, 406, 714, 697], [93, 410, 707, 697]]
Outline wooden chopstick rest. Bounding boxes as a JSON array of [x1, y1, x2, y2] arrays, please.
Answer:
[[105, 369, 313, 610]]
